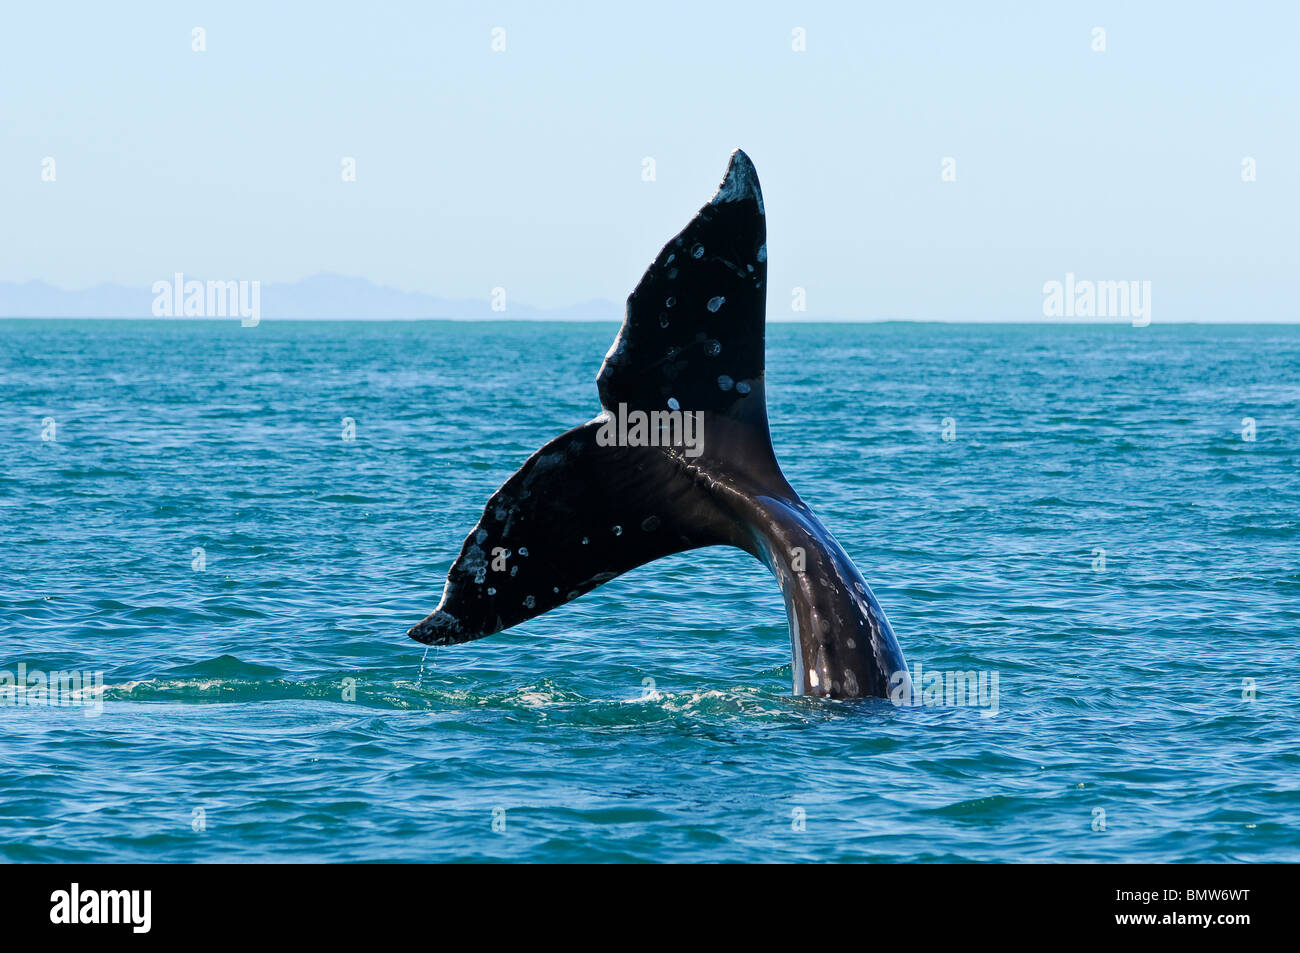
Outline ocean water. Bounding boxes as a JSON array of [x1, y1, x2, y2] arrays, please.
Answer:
[[2, 319, 1298, 863]]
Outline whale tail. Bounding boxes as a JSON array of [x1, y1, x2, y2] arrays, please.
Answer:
[[409, 150, 908, 699]]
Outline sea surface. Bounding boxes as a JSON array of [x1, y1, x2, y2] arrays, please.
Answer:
[[2, 319, 1298, 863]]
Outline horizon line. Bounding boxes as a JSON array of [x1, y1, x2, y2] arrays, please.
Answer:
[[4, 316, 1299, 327]]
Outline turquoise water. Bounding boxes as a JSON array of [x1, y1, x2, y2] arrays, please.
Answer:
[[2, 319, 1298, 862]]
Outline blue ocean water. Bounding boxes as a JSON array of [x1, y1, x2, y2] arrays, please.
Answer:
[[1, 319, 1297, 863]]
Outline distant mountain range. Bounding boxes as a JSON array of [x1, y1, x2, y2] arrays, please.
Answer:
[[0, 274, 622, 320]]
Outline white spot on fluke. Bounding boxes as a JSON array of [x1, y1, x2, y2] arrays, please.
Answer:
[[717, 375, 734, 391], [710, 149, 765, 214], [667, 397, 680, 410], [706, 296, 725, 312], [736, 381, 751, 395]]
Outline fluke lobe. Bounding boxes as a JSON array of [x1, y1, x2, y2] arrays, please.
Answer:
[[409, 150, 909, 699]]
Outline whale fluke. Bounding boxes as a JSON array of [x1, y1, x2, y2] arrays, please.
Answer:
[[409, 150, 908, 699]]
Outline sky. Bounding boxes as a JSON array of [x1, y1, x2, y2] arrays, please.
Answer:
[[2, 1, 1296, 320]]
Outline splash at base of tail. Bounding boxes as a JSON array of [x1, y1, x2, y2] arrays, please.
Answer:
[[408, 150, 908, 699]]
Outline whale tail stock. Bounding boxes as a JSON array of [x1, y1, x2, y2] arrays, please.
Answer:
[[408, 150, 908, 699]]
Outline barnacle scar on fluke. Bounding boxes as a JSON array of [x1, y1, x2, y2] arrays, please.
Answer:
[[408, 150, 909, 700]]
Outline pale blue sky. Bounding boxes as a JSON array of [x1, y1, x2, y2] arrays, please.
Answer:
[[3, 1, 1296, 320]]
